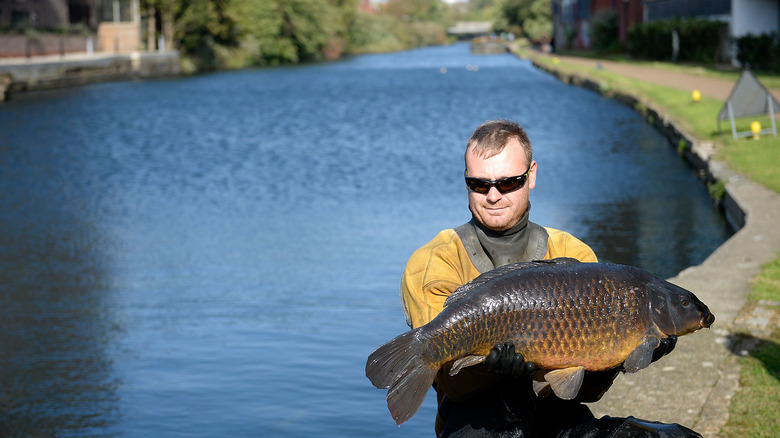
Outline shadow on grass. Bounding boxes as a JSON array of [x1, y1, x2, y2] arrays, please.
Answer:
[[726, 332, 780, 384]]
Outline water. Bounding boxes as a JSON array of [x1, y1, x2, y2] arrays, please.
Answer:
[[0, 43, 731, 437]]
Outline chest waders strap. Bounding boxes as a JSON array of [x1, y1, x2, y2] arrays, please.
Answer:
[[455, 221, 549, 273]]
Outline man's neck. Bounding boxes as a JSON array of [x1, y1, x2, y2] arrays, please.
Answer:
[[470, 208, 537, 268]]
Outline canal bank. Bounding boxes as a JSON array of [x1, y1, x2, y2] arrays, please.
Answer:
[[513, 48, 780, 435], [0, 51, 180, 101]]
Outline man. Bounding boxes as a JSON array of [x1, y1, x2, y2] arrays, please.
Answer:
[[400, 120, 689, 437]]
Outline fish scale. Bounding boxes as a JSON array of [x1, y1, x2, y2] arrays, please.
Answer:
[[366, 258, 714, 425]]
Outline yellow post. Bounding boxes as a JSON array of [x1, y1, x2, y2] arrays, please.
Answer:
[[751, 121, 762, 140]]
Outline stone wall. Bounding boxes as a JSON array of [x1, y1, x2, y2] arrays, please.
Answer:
[[0, 51, 180, 101]]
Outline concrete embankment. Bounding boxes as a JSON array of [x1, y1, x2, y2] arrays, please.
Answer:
[[516, 49, 780, 436], [0, 51, 180, 101]]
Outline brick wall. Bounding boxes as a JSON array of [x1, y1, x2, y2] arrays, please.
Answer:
[[0, 34, 91, 58]]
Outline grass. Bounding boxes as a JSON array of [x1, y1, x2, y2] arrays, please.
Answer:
[[513, 44, 780, 437], [721, 258, 780, 438]]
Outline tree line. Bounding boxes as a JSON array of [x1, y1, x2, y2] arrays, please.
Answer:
[[143, 0, 454, 72], [140, 0, 553, 72]]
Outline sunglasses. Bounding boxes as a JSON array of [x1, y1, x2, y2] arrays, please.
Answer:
[[464, 166, 531, 194]]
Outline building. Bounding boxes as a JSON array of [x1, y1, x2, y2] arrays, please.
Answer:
[[0, 0, 99, 30], [0, 0, 140, 56], [552, 0, 780, 64], [644, 0, 779, 62], [97, 0, 140, 53]]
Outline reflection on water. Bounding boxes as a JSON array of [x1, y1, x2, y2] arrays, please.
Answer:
[[0, 43, 731, 437], [0, 145, 119, 436]]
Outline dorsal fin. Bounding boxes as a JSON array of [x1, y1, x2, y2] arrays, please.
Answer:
[[443, 258, 582, 308]]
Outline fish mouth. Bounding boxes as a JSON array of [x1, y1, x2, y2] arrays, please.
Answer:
[[701, 307, 715, 328]]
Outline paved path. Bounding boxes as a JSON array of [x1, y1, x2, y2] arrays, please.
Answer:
[[555, 55, 780, 102], [540, 53, 780, 436]]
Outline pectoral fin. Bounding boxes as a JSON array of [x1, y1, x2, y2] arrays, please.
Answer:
[[532, 370, 553, 397], [543, 366, 585, 400], [449, 355, 486, 376], [624, 338, 660, 373]]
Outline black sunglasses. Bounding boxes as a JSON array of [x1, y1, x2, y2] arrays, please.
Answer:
[[464, 166, 531, 194]]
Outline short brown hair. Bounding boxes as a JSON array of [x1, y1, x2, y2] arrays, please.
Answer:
[[465, 119, 532, 165]]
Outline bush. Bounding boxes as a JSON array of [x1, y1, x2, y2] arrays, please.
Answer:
[[736, 33, 780, 72], [627, 17, 726, 63], [589, 9, 621, 53]]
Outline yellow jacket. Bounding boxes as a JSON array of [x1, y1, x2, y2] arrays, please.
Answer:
[[401, 226, 598, 330]]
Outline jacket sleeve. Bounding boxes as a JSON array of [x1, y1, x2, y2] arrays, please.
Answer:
[[543, 227, 598, 263], [400, 229, 481, 329]]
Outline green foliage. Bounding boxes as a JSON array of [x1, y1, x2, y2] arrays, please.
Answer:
[[382, 0, 449, 24], [736, 33, 780, 73], [497, 0, 552, 43], [222, 0, 283, 67], [141, 0, 452, 71], [706, 180, 726, 202], [407, 20, 450, 47], [627, 18, 727, 64], [347, 10, 448, 55], [279, 0, 340, 62], [175, 0, 236, 70], [348, 11, 408, 54], [677, 138, 688, 154], [589, 9, 620, 54]]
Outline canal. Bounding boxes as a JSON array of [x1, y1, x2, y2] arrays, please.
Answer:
[[0, 43, 731, 437]]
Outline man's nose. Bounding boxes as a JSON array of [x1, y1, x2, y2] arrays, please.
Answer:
[[486, 186, 502, 202]]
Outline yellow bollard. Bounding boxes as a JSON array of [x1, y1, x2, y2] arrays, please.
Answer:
[[751, 121, 762, 140], [691, 89, 701, 103]]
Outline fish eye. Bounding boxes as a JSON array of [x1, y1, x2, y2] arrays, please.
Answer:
[[681, 299, 690, 307]]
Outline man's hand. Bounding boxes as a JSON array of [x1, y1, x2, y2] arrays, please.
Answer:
[[483, 342, 536, 376], [651, 335, 677, 362]]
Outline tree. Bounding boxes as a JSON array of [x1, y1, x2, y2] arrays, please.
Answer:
[[175, 0, 236, 70], [382, 0, 449, 24], [497, 0, 551, 43]]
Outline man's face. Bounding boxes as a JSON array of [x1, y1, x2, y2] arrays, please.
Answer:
[[465, 138, 536, 232]]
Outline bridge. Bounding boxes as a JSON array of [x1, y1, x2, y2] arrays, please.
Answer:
[[446, 21, 492, 38]]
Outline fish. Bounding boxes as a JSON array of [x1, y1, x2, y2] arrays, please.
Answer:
[[365, 258, 714, 425]]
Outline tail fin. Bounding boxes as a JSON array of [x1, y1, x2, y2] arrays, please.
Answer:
[[365, 329, 438, 425]]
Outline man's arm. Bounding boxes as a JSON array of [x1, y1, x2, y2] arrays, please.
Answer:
[[400, 229, 481, 329]]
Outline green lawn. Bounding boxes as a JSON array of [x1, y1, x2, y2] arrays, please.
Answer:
[[721, 258, 780, 438], [516, 45, 780, 437]]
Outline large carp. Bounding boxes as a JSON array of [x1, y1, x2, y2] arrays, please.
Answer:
[[365, 258, 714, 425]]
